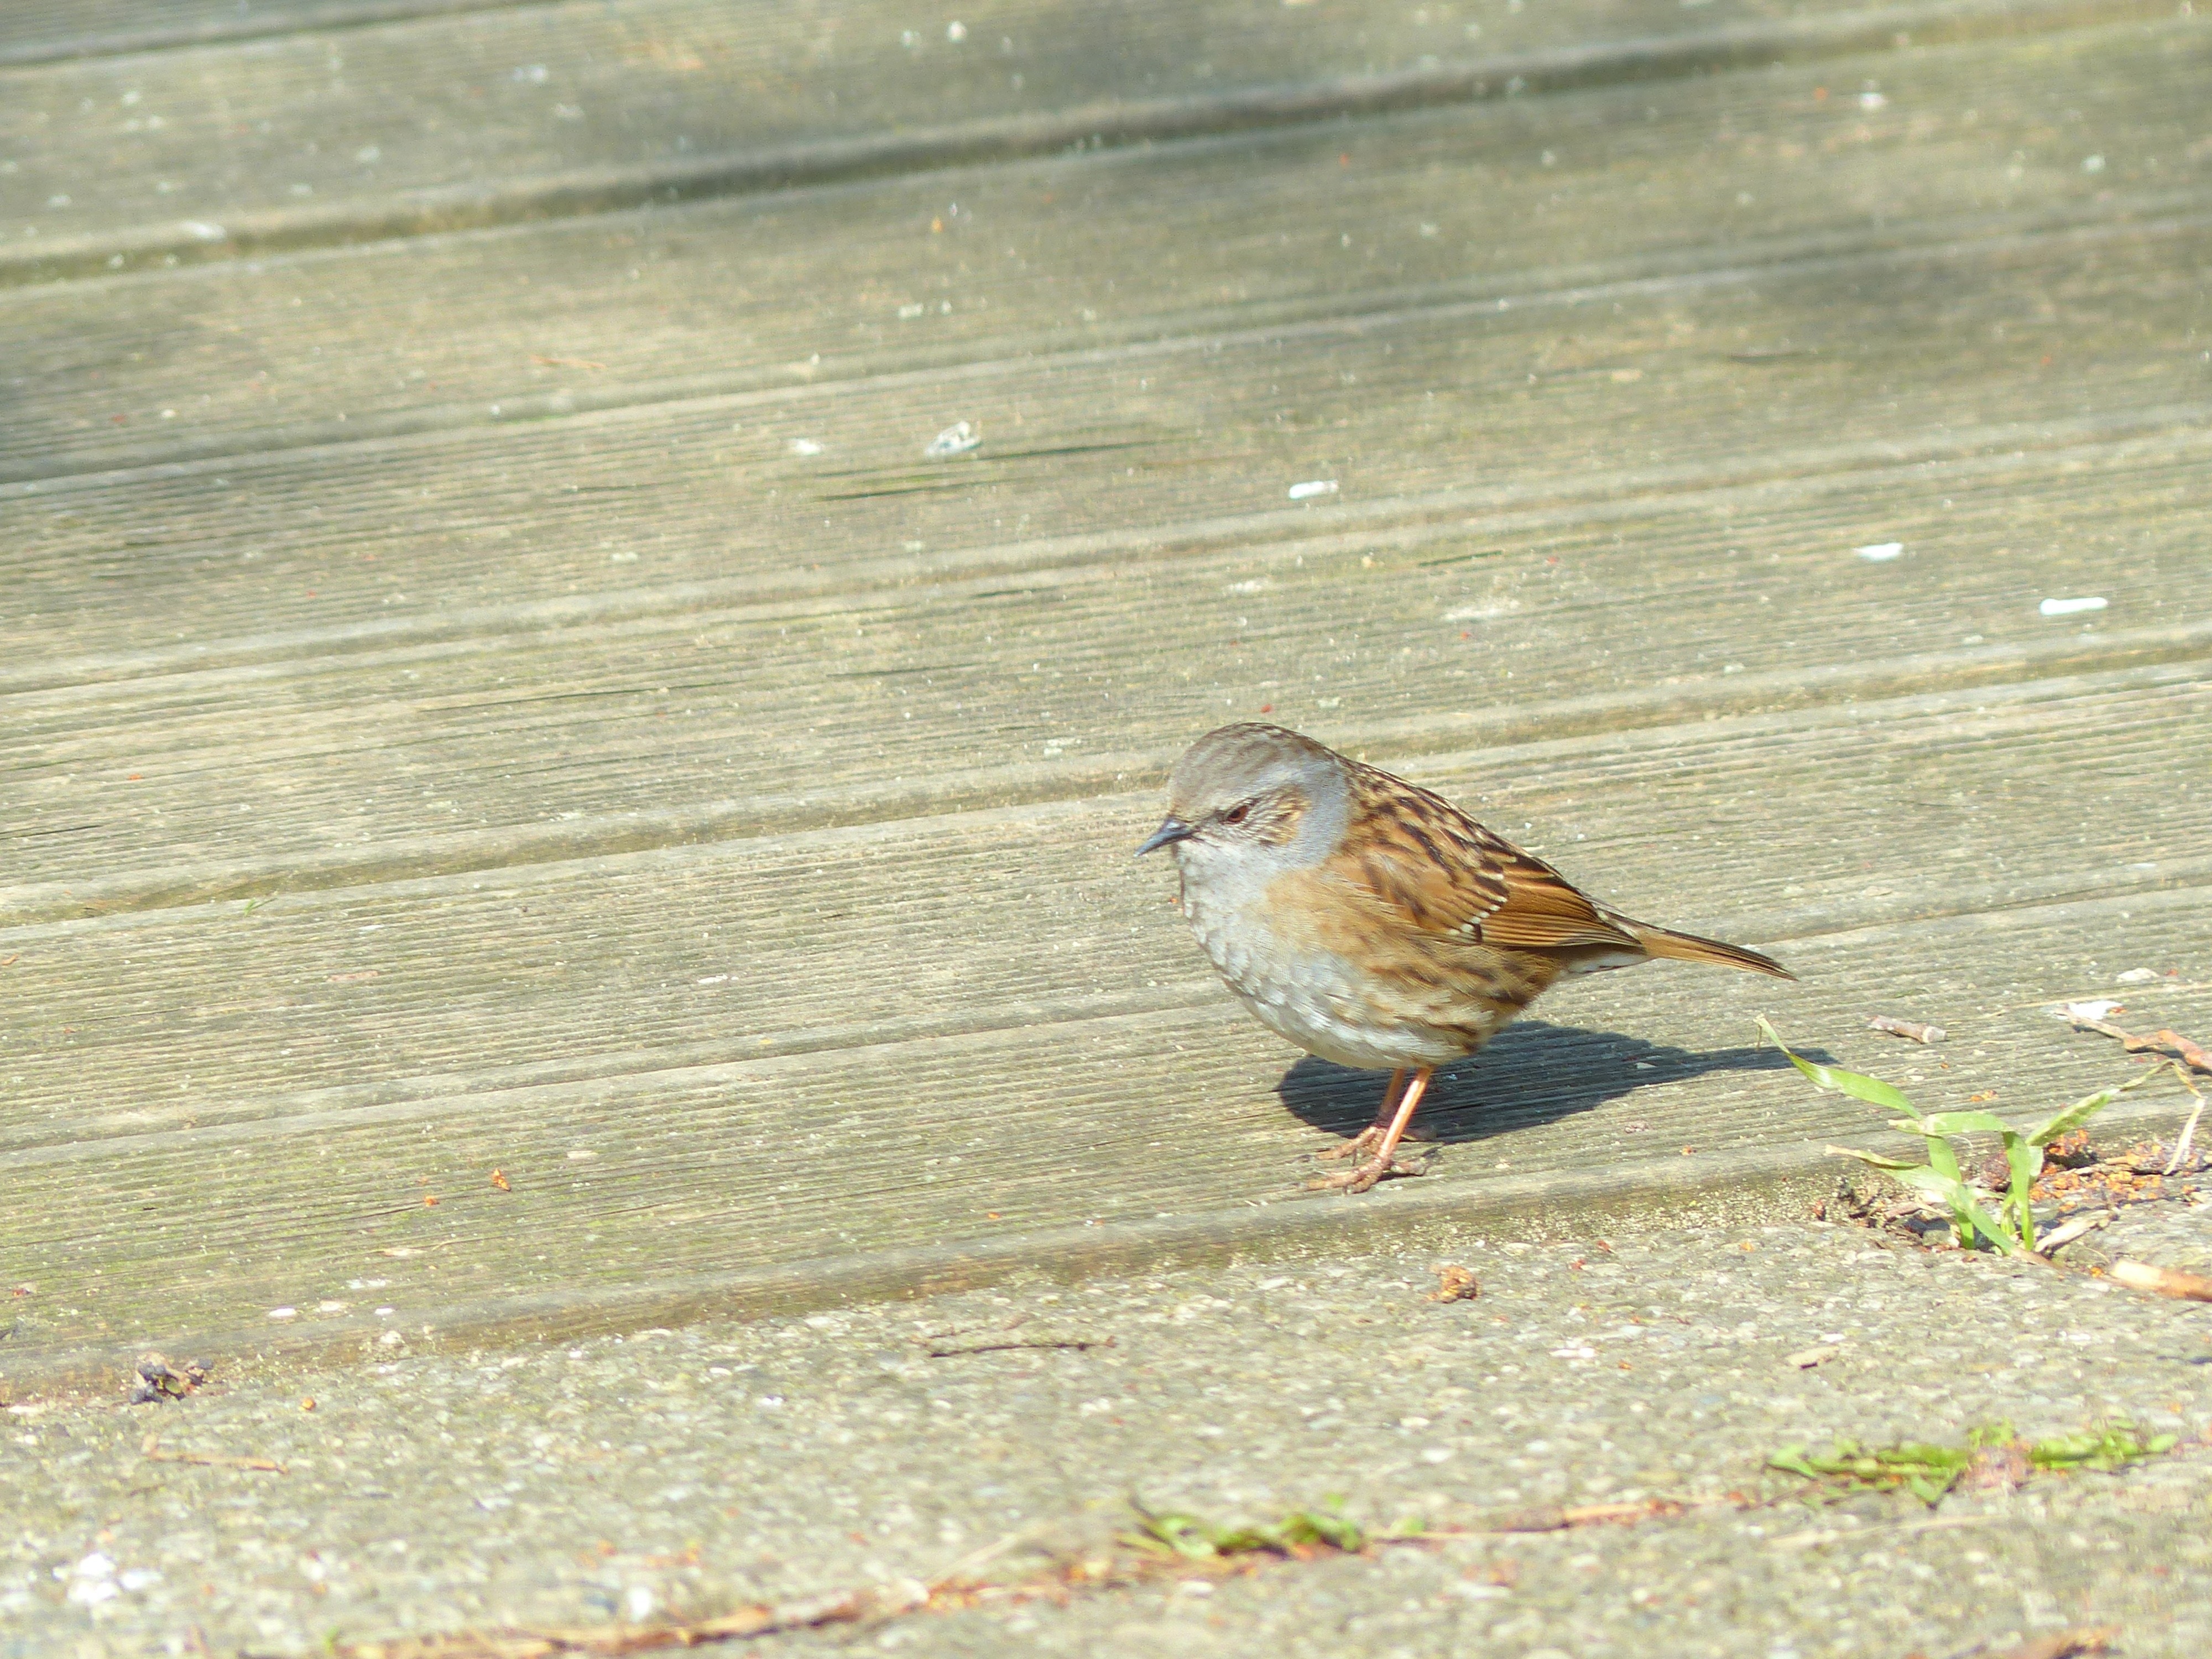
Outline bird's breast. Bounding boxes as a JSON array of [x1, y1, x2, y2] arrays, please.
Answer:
[[1178, 864, 1505, 1070]]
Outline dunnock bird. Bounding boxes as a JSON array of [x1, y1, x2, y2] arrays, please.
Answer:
[[1138, 724, 1793, 1193]]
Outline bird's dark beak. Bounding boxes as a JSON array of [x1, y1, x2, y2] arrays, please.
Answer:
[[1135, 816, 1196, 857]]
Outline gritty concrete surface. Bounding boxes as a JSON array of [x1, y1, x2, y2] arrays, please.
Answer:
[[5, 1193, 2211, 1658]]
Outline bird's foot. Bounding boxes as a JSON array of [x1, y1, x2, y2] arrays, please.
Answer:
[[1315, 1124, 1387, 1162], [1315, 1123, 1437, 1162], [1307, 1151, 1428, 1194]]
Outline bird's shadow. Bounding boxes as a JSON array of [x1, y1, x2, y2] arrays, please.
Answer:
[[1275, 1020, 1832, 1146]]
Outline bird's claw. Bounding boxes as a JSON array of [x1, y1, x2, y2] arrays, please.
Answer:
[[1317, 1124, 1437, 1162], [1316, 1125, 1387, 1162], [1307, 1152, 1428, 1194]]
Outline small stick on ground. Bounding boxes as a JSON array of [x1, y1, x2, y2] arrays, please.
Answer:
[[2110, 1260, 2212, 1303], [334, 1579, 930, 1658], [2031, 1213, 2108, 1256], [2166, 1093, 2205, 1177], [142, 1434, 284, 1474], [925, 1337, 1114, 1358], [1476, 1499, 1694, 1533], [1995, 1625, 2120, 1659], [1867, 1016, 1944, 1043], [2066, 1016, 2212, 1076]]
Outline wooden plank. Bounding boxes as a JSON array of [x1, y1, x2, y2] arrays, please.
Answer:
[[3, 0, 2205, 1399], [4, 434, 2209, 919], [0, 0, 2167, 283], [8, 666, 2207, 1151], [7, 15, 2203, 480], [0, 1, 536, 66], [3, 679, 2206, 1380]]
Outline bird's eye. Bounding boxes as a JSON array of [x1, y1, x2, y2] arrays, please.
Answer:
[[1220, 802, 1252, 826]]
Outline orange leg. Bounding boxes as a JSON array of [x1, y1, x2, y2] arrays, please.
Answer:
[[1311, 1067, 1434, 1193], [1317, 1068, 1407, 1161]]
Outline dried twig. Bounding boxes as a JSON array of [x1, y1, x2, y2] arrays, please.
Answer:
[[2063, 1019, 2208, 1173], [2030, 1213, 2109, 1256], [2166, 1094, 2204, 1177], [1867, 1016, 1944, 1043], [1995, 1626, 2120, 1659], [1479, 1498, 1692, 1533], [2067, 1017, 2212, 1076], [334, 1580, 930, 1658], [924, 1337, 1113, 1358], [335, 1480, 1720, 1659], [142, 1434, 284, 1474], [2110, 1260, 2212, 1303]]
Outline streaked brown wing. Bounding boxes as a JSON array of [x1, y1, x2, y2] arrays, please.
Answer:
[[1329, 765, 1642, 954]]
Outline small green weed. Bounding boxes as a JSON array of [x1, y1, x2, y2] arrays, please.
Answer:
[[1771, 1422, 2178, 1506], [2025, 1425, 2182, 1472], [1759, 1016, 2191, 1253], [1123, 1498, 1401, 1561], [1768, 1425, 2010, 1505]]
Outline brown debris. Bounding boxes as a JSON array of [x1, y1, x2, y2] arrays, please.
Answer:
[[1994, 1627, 2119, 1659], [1813, 1178, 1937, 1238], [2028, 1214, 2107, 1256], [333, 1580, 930, 1659], [2067, 1016, 2212, 1076], [924, 1337, 1113, 1358], [334, 1484, 1721, 1659], [142, 1433, 284, 1474], [2110, 1260, 2212, 1303], [129, 1355, 210, 1405], [1867, 1016, 1944, 1043], [2043, 1129, 2097, 1168], [1481, 1499, 1688, 1533], [1956, 1441, 2032, 1495], [1427, 1265, 1481, 1302], [2032, 1156, 2183, 1208]]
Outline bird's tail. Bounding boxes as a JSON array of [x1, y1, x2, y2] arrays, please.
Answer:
[[1628, 922, 1796, 980]]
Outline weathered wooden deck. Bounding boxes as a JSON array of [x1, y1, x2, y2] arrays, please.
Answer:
[[2, 0, 2207, 1395]]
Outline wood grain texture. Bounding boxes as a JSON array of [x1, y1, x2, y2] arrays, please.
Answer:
[[5, 426, 2209, 916], [8, 667, 2205, 1151], [0, 1, 2171, 282], [0, 1, 542, 67], [0, 0, 1863, 262], [4, 684, 2207, 1378], [2, 3, 2205, 1390], [8, 16, 2204, 478]]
